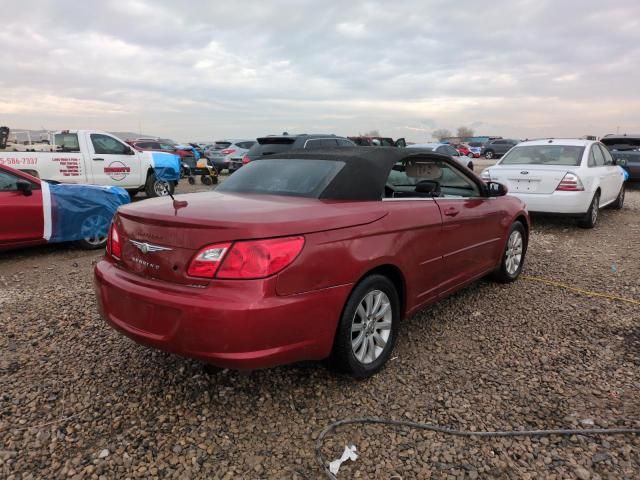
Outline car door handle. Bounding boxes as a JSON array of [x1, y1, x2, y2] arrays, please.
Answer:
[[443, 207, 459, 217], [93, 157, 104, 162]]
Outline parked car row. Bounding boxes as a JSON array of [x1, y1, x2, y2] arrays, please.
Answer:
[[3, 133, 632, 379]]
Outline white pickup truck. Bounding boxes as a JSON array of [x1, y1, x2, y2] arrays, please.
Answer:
[[0, 130, 175, 197]]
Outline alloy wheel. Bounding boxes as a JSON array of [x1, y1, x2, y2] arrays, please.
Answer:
[[80, 215, 109, 246], [154, 180, 169, 196], [505, 230, 523, 275], [350, 290, 392, 364]]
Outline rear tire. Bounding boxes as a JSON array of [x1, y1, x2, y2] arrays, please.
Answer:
[[492, 221, 527, 283], [201, 175, 213, 186], [578, 191, 600, 228], [144, 172, 175, 198], [610, 185, 625, 210], [485, 150, 495, 159], [329, 275, 400, 379]]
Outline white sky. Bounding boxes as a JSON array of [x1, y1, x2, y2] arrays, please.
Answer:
[[1, 0, 639, 142]]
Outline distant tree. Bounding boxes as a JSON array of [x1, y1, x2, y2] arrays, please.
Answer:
[[432, 129, 452, 141], [457, 126, 474, 139], [363, 130, 380, 137]]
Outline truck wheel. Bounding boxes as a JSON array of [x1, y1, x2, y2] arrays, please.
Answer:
[[76, 214, 109, 250], [145, 172, 175, 198]]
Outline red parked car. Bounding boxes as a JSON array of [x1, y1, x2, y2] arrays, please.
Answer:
[[127, 139, 194, 174], [94, 149, 529, 378], [0, 164, 128, 251], [453, 143, 477, 158]]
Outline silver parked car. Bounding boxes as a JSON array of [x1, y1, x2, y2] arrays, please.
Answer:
[[406, 143, 475, 171], [205, 139, 256, 172]]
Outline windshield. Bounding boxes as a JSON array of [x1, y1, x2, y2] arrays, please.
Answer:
[[217, 159, 345, 198], [601, 138, 640, 151], [500, 145, 585, 166], [247, 139, 296, 157]]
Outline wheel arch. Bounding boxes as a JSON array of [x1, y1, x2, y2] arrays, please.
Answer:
[[513, 214, 530, 251], [352, 264, 407, 319]]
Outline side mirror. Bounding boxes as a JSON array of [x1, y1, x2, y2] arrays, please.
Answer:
[[16, 179, 33, 196], [614, 157, 626, 166], [125, 146, 135, 155], [487, 181, 508, 197]]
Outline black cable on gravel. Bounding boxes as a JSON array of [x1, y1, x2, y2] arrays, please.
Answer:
[[315, 417, 640, 479]]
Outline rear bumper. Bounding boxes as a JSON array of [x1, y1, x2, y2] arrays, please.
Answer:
[[622, 163, 640, 181], [228, 161, 243, 172], [94, 259, 351, 369], [509, 190, 592, 215]]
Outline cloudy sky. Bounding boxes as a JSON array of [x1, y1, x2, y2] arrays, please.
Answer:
[[1, 0, 639, 142]]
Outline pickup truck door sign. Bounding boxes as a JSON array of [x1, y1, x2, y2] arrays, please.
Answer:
[[104, 161, 131, 181]]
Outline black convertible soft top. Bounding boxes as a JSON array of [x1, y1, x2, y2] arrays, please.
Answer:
[[266, 147, 480, 201]]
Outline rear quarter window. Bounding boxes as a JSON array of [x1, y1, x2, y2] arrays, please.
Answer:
[[216, 159, 344, 198], [54, 133, 80, 152]]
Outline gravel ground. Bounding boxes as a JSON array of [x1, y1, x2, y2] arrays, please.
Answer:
[[1, 178, 639, 479]]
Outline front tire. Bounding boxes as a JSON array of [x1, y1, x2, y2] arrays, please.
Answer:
[[76, 214, 109, 250], [492, 221, 527, 283], [144, 172, 175, 198], [485, 150, 495, 159], [578, 191, 600, 228], [126, 189, 139, 200], [329, 275, 400, 379], [610, 185, 625, 210]]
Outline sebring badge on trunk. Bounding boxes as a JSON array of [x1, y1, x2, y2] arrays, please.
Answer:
[[130, 240, 172, 254]]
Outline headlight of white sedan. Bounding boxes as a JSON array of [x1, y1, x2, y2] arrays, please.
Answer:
[[481, 169, 491, 181]]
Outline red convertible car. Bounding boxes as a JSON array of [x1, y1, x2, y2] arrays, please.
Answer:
[[95, 148, 529, 378]]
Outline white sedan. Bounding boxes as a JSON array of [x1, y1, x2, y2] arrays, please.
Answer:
[[481, 139, 625, 228]]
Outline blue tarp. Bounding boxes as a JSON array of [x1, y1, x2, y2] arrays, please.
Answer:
[[44, 183, 130, 243], [151, 151, 181, 182]]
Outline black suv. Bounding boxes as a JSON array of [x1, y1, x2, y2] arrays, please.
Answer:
[[228, 134, 355, 173], [481, 139, 519, 159]]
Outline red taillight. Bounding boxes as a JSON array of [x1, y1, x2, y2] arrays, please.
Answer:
[[187, 242, 232, 278], [187, 236, 305, 279], [109, 223, 122, 259], [242, 154, 251, 165], [221, 148, 236, 155], [556, 172, 584, 191]]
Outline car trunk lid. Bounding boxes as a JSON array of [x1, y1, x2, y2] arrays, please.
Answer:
[[115, 192, 387, 284], [488, 165, 572, 194]]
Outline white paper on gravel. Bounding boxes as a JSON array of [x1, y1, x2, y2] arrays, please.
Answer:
[[329, 444, 358, 475]]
